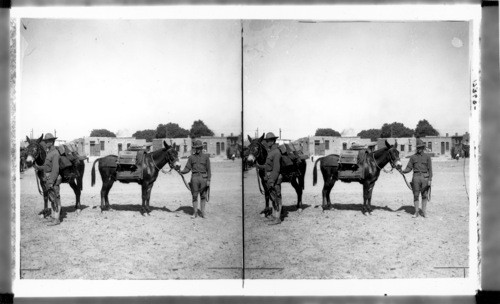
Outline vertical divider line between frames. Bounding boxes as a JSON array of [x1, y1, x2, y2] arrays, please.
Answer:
[[241, 20, 245, 287]]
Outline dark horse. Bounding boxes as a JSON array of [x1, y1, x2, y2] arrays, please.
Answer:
[[312, 140, 402, 214], [245, 134, 307, 219], [91, 141, 180, 215], [24, 134, 85, 222]]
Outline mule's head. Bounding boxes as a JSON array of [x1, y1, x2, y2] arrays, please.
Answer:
[[385, 139, 402, 170], [245, 134, 265, 165], [163, 141, 181, 171], [24, 134, 44, 168]]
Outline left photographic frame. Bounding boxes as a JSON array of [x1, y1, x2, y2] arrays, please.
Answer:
[[12, 15, 244, 296]]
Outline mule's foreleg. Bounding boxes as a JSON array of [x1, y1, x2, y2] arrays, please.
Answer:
[[366, 183, 375, 214], [142, 183, 153, 215], [69, 179, 81, 213], [262, 178, 272, 217]]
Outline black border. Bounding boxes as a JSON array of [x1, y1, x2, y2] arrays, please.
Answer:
[[3, 1, 498, 303]]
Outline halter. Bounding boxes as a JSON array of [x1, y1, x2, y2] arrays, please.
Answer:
[[371, 147, 398, 174], [248, 139, 267, 165], [248, 139, 267, 195], [150, 148, 176, 174]]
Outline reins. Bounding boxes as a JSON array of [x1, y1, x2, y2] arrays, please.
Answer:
[[249, 140, 267, 195], [371, 150, 394, 174], [149, 151, 191, 192]]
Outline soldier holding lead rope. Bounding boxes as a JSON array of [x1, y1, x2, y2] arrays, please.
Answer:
[[180, 140, 211, 219], [400, 138, 433, 218]]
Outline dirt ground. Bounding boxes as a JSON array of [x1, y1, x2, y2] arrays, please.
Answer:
[[19, 158, 243, 280], [19, 155, 471, 281], [244, 157, 471, 279]]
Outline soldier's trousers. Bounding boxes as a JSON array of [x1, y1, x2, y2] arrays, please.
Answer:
[[190, 173, 208, 216], [411, 173, 430, 201], [44, 173, 62, 212], [266, 174, 283, 210]]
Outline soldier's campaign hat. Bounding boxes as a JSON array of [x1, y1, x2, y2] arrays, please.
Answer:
[[416, 138, 426, 148], [264, 132, 278, 140], [43, 133, 58, 142], [192, 140, 203, 149]]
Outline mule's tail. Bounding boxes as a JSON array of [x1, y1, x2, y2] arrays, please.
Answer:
[[91, 158, 100, 187], [312, 157, 323, 186]]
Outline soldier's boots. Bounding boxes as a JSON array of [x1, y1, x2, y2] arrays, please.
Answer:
[[191, 200, 198, 219], [421, 199, 428, 218], [413, 200, 419, 218], [200, 199, 207, 219]]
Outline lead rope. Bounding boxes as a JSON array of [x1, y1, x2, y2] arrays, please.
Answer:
[[149, 153, 191, 191], [34, 168, 44, 196]]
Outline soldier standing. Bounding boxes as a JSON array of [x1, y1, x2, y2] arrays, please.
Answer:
[[262, 132, 282, 225], [401, 138, 433, 218], [40, 133, 63, 225], [180, 140, 211, 219]]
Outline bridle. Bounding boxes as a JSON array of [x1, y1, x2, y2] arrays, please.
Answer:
[[371, 147, 399, 174], [248, 140, 267, 195], [150, 147, 191, 191], [150, 148, 177, 174]]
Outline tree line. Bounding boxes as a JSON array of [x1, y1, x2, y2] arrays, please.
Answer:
[[90, 120, 215, 142], [315, 119, 439, 141]]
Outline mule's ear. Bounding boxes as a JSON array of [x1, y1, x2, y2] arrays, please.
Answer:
[[163, 140, 170, 149], [259, 133, 265, 141], [247, 135, 253, 142], [37, 134, 44, 143], [26, 136, 31, 143], [385, 140, 391, 149]]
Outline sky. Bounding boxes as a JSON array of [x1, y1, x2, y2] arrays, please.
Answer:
[[19, 19, 242, 141], [243, 20, 471, 140], [18, 19, 472, 142]]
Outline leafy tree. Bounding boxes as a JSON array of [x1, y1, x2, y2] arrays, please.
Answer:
[[414, 119, 439, 137], [190, 120, 214, 138], [155, 123, 190, 138], [357, 128, 382, 141], [314, 128, 341, 137], [132, 129, 156, 142], [90, 129, 116, 137], [380, 122, 414, 138]]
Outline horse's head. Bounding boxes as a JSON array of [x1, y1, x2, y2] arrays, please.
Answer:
[[24, 134, 45, 168], [163, 141, 181, 171], [384, 140, 402, 170], [246, 134, 266, 165]]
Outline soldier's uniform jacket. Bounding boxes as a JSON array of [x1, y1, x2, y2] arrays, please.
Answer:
[[264, 143, 282, 186], [181, 153, 211, 181], [402, 152, 433, 180], [42, 145, 60, 186]]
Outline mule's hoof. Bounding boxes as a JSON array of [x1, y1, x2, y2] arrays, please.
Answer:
[[39, 214, 45, 219], [146, 212, 151, 216], [268, 219, 282, 225], [298, 208, 303, 213], [48, 219, 61, 226], [76, 209, 81, 214]]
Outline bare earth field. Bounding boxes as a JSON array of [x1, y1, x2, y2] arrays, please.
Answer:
[[244, 157, 470, 279], [19, 156, 471, 281], [20, 158, 243, 280]]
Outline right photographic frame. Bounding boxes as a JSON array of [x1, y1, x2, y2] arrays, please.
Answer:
[[242, 5, 480, 296]]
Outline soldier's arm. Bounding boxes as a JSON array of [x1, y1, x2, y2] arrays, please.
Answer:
[[269, 153, 281, 185], [180, 157, 192, 174], [206, 156, 211, 181], [48, 153, 60, 186], [401, 157, 413, 174]]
